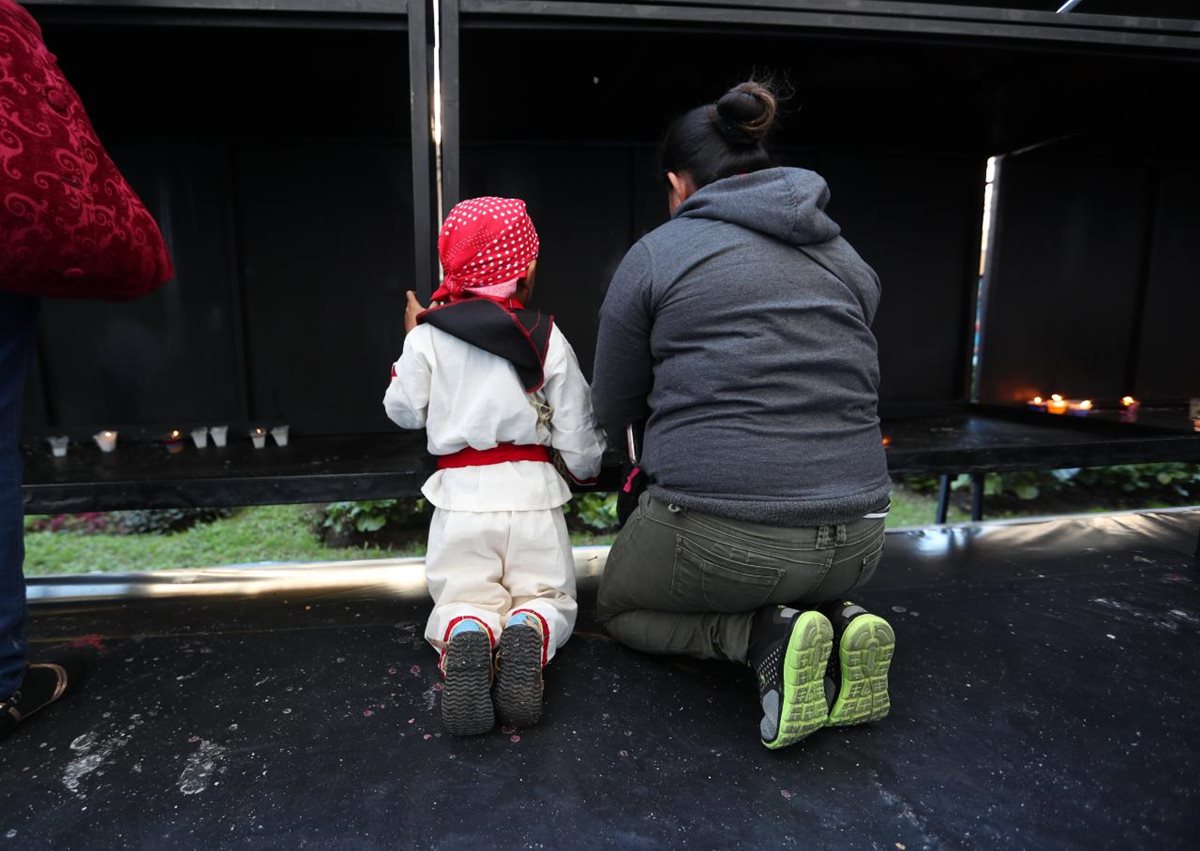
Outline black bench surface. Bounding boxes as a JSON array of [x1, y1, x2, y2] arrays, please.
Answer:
[[21, 406, 1200, 513], [2, 509, 1197, 848]]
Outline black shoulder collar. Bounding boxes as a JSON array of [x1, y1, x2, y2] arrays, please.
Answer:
[[418, 299, 554, 392]]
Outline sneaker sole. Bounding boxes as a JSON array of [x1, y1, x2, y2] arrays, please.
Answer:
[[494, 625, 544, 728], [762, 611, 833, 750], [441, 632, 495, 736], [827, 614, 895, 726]]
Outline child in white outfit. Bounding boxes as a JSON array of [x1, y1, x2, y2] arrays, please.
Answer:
[[383, 197, 605, 736]]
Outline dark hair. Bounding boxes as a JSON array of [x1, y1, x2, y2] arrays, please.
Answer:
[[661, 81, 778, 189]]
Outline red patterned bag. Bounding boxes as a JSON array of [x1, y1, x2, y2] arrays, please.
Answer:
[[1, 0, 173, 299]]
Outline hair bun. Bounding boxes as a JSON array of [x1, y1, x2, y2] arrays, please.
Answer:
[[714, 81, 777, 144]]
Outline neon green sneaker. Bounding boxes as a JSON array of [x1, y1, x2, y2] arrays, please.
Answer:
[[823, 601, 895, 726], [748, 606, 833, 749]]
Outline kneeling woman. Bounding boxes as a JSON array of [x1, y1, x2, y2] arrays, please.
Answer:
[[592, 81, 896, 749]]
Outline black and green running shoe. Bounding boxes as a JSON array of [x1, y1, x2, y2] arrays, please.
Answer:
[[748, 606, 834, 749], [822, 601, 895, 727], [440, 630, 495, 737]]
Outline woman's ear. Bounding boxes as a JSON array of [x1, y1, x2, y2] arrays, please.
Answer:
[[667, 171, 697, 213]]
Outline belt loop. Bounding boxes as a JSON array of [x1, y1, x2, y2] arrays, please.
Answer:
[[836, 524, 848, 546], [816, 525, 831, 549]]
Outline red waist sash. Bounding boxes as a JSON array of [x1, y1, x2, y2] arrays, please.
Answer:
[[437, 443, 552, 470]]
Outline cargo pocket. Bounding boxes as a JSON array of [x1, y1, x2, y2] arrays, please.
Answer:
[[672, 535, 785, 612]]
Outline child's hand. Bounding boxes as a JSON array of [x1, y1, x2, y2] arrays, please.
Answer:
[[404, 290, 426, 334]]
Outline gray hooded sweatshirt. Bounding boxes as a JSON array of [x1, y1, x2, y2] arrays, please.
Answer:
[[592, 167, 890, 526]]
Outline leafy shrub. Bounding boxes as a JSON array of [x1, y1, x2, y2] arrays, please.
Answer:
[[115, 507, 235, 535], [317, 499, 430, 545], [902, 463, 1200, 504], [26, 512, 115, 535], [563, 492, 619, 533]]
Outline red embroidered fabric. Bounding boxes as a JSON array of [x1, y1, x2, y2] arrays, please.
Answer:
[[0, 0, 173, 299]]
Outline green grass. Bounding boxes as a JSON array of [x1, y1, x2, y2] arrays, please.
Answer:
[[23, 504, 418, 576], [29, 481, 1147, 577]]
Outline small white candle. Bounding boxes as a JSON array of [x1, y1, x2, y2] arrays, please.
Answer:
[[270, 425, 290, 447], [48, 436, 69, 458], [190, 427, 209, 449], [250, 427, 266, 449], [209, 426, 228, 448], [93, 430, 118, 452]]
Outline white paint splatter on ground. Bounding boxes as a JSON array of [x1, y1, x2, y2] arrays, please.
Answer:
[[62, 717, 143, 797], [178, 740, 228, 796]]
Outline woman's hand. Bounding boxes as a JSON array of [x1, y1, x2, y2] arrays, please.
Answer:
[[403, 290, 426, 334]]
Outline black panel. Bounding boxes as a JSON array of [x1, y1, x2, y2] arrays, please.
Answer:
[[1134, 165, 1200, 401], [812, 151, 984, 405], [236, 144, 414, 432], [33, 145, 243, 430], [37, 23, 410, 140], [460, 146, 639, 380], [978, 154, 1151, 404]]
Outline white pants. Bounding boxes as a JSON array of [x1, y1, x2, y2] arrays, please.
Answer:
[[424, 507, 578, 665]]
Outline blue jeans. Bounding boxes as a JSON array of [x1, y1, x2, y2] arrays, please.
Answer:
[[0, 293, 39, 700]]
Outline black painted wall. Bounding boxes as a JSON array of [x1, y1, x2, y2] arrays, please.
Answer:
[[21, 21, 415, 437]]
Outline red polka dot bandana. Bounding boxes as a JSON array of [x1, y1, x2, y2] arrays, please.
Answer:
[[432, 197, 540, 302]]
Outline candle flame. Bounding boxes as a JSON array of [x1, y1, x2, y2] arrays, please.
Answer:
[[1121, 396, 1136, 406], [1079, 400, 1093, 411], [881, 436, 892, 447], [170, 430, 181, 439], [1050, 394, 1063, 402], [1031, 396, 1043, 405]]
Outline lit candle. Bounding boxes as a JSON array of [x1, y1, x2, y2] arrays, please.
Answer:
[[1046, 394, 1068, 415], [1027, 395, 1047, 412], [270, 425, 290, 447], [250, 427, 267, 449], [47, 436, 69, 458], [165, 429, 185, 455], [881, 435, 892, 448], [1068, 399, 1093, 417], [1119, 396, 1140, 423], [93, 430, 118, 452], [190, 427, 209, 449], [209, 425, 229, 448]]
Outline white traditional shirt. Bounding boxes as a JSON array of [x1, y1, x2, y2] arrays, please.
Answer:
[[383, 322, 606, 512]]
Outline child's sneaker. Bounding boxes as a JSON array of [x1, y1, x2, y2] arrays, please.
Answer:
[[494, 613, 544, 728], [747, 605, 833, 749], [440, 621, 495, 736], [821, 601, 895, 726]]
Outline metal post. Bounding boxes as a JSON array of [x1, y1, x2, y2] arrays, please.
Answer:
[[439, 0, 461, 211], [408, 0, 435, 299], [935, 474, 952, 524], [971, 472, 985, 522]]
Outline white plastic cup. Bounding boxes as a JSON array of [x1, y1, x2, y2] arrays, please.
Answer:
[[93, 430, 117, 453], [48, 436, 69, 458], [209, 426, 228, 448], [190, 427, 209, 449], [250, 428, 267, 449], [270, 425, 290, 447]]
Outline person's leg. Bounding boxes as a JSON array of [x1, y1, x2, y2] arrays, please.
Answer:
[[423, 509, 509, 651], [808, 515, 895, 726], [502, 507, 577, 664], [0, 294, 39, 703], [423, 508, 510, 736], [596, 493, 837, 663], [493, 507, 576, 727]]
